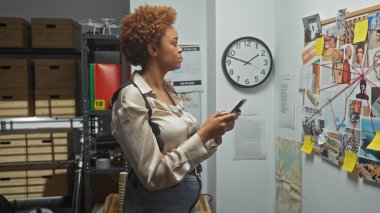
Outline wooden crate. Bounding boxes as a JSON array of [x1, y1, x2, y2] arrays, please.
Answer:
[[35, 88, 77, 118], [195, 195, 212, 213], [34, 59, 77, 89], [31, 18, 81, 49], [0, 59, 33, 88], [0, 88, 35, 117], [0, 17, 30, 48]]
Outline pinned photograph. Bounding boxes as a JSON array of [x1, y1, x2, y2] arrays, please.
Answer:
[[355, 79, 369, 100], [371, 87, 380, 118], [320, 131, 341, 165], [336, 9, 347, 35], [368, 12, 380, 31], [352, 42, 368, 69], [369, 29, 380, 50], [344, 15, 367, 44], [340, 44, 353, 84], [322, 35, 343, 63], [340, 127, 360, 156], [347, 99, 362, 128], [366, 47, 380, 82], [301, 115, 324, 148], [359, 117, 380, 162], [358, 157, 380, 183], [303, 14, 322, 44]]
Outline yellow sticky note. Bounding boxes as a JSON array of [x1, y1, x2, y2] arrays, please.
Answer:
[[353, 19, 368, 43], [301, 135, 314, 154], [367, 132, 380, 151], [342, 151, 358, 172], [315, 37, 324, 56], [94, 99, 106, 110]]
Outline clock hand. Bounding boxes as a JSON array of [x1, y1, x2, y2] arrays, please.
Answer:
[[227, 55, 252, 65], [244, 54, 259, 66]]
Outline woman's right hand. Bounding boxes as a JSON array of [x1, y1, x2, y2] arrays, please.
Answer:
[[197, 111, 239, 143]]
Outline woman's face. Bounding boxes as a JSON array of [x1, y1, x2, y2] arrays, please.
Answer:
[[156, 26, 183, 71]]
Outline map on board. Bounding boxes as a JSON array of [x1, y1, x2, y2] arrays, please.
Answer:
[[275, 137, 302, 213]]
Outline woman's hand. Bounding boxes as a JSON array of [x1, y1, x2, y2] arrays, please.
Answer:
[[197, 111, 240, 143]]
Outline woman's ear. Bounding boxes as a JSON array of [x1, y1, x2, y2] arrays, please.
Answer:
[[147, 43, 158, 57]]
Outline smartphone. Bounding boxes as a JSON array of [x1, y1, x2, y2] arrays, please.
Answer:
[[230, 99, 247, 113]]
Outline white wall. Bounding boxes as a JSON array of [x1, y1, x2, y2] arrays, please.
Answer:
[[274, 1, 380, 213], [214, 1, 275, 212]]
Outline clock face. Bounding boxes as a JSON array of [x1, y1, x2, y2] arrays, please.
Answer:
[[222, 37, 273, 88]]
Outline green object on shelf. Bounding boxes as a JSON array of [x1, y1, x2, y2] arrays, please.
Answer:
[[89, 63, 95, 110]]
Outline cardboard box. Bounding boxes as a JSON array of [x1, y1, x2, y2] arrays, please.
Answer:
[[0, 170, 27, 179], [0, 132, 27, 147], [0, 168, 69, 199], [28, 146, 53, 154], [0, 185, 27, 194], [0, 17, 30, 48], [31, 18, 81, 49], [0, 155, 27, 163], [0, 88, 35, 117], [0, 178, 27, 187], [0, 59, 33, 88], [26, 132, 69, 161], [27, 168, 68, 197], [52, 132, 69, 145], [35, 88, 78, 118], [0, 147, 26, 155], [0, 129, 77, 163], [34, 59, 77, 89]]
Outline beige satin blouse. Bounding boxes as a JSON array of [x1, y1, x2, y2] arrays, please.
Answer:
[[111, 71, 219, 191]]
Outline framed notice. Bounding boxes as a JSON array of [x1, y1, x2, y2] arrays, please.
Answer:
[[165, 45, 202, 92]]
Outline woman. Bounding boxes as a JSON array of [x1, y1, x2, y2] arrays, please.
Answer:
[[111, 5, 240, 213]]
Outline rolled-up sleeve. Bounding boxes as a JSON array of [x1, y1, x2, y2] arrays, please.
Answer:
[[112, 85, 217, 191]]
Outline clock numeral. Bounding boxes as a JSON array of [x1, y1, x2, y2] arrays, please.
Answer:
[[245, 79, 250, 85], [255, 43, 258, 49], [236, 43, 241, 49], [261, 69, 266, 75], [229, 69, 234, 75], [254, 76, 259, 82], [261, 50, 266, 56], [227, 59, 231, 66], [229, 50, 236, 56], [236, 76, 240, 82], [264, 59, 268, 66], [244, 41, 251, 47]]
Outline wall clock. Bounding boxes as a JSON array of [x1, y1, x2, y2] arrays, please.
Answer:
[[221, 36, 273, 88]]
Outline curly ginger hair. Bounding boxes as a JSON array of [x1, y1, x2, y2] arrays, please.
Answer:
[[120, 5, 177, 66]]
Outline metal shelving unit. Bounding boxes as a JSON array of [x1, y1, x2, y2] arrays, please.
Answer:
[[0, 47, 83, 212], [81, 34, 130, 213]]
